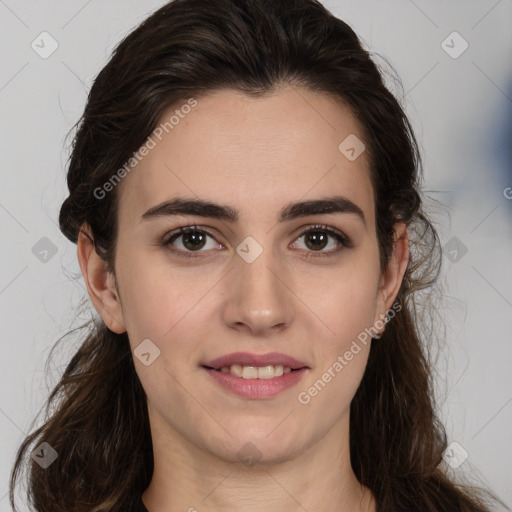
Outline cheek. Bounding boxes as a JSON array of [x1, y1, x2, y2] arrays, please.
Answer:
[[296, 255, 379, 406], [297, 284, 376, 423], [117, 253, 214, 344], [297, 342, 370, 436], [308, 257, 380, 350]]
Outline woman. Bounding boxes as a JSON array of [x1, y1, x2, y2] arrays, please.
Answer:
[[9, 0, 502, 510]]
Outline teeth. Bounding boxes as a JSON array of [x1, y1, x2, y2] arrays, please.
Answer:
[[218, 364, 294, 379]]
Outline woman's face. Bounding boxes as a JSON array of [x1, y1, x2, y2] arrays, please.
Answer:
[[94, 86, 406, 464]]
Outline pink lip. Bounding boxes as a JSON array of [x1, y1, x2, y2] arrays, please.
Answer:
[[203, 351, 309, 370], [202, 367, 309, 399]]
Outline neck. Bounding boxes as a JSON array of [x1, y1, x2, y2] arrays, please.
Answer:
[[142, 404, 376, 512]]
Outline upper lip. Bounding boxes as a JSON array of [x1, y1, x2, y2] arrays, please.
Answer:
[[203, 352, 309, 370]]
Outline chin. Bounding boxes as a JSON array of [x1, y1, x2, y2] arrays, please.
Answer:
[[207, 427, 305, 466]]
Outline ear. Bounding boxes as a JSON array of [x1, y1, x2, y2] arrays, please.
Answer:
[[374, 222, 409, 335], [77, 224, 126, 334]]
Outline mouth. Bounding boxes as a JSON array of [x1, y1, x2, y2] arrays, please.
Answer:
[[201, 365, 309, 399], [201, 351, 310, 379], [200, 352, 310, 400], [201, 364, 306, 379], [200, 352, 310, 399]]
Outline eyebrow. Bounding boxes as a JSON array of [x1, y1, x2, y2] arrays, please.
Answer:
[[140, 195, 366, 226]]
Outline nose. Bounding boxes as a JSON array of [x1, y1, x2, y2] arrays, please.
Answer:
[[221, 244, 295, 336]]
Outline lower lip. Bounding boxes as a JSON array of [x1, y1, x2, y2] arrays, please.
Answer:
[[202, 367, 308, 399]]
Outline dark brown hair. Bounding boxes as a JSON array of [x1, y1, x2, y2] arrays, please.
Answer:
[[10, 0, 502, 510]]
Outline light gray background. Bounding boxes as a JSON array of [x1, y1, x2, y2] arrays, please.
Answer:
[[0, 0, 511, 510]]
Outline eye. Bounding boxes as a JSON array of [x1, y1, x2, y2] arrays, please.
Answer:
[[161, 223, 353, 259], [291, 224, 353, 257], [162, 225, 222, 258]]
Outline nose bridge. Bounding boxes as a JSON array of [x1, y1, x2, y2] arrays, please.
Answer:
[[223, 237, 294, 332]]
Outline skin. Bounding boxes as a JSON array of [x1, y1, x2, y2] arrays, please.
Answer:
[[77, 85, 409, 512]]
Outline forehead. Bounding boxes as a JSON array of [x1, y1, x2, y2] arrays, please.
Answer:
[[116, 86, 374, 228]]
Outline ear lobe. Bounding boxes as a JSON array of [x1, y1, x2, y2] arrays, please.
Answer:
[[374, 222, 409, 329], [77, 224, 126, 334]]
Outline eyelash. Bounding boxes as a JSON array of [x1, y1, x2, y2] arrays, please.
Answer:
[[161, 223, 353, 259]]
